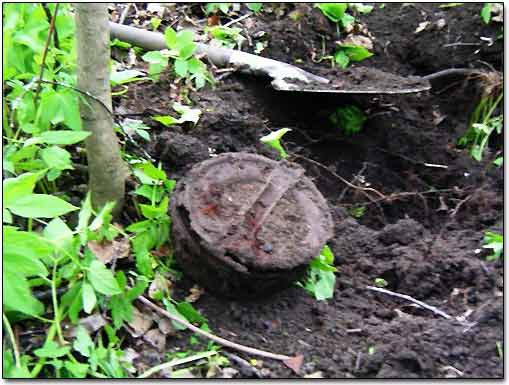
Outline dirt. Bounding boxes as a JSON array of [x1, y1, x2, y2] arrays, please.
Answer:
[[113, 3, 503, 378]]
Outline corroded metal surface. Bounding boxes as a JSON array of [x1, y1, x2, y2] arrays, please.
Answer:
[[170, 152, 333, 298]]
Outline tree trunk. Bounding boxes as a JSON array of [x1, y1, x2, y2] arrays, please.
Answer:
[[75, 4, 128, 216]]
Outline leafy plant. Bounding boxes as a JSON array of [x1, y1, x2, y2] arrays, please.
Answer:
[[480, 3, 492, 24], [152, 102, 202, 127], [349, 206, 366, 218], [299, 245, 337, 300], [329, 105, 367, 135], [459, 91, 502, 161], [260, 128, 292, 159], [142, 27, 213, 89], [206, 26, 246, 49], [334, 44, 373, 68], [117, 119, 152, 142], [205, 3, 233, 15], [316, 3, 352, 27], [246, 3, 263, 13], [483, 231, 503, 262]]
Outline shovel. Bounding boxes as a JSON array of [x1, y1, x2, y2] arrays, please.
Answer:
[[110, 22, 431, 94]]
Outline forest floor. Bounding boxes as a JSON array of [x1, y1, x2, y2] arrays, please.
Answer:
[[108, 3, 503, 378]]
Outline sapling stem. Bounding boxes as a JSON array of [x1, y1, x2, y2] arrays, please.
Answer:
[[3, 313, 21, 368]]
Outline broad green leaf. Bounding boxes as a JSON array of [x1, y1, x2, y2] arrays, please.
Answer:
[[152, 115, 180, 127], [82, 282, 97, 314], [174, 58, 188, 77], [316, 3, 348, 23], [88, 260, 122, 295], [349, 3, 373, 14], [39, 130, 91, 145], [164, 27, 177, 49], [88, 201, 116, 231], [110, 69, 145, 86], [8, 194, 78, 218], [340, 12, 355, 28], [73, 325, 94, 358], [109, 295, 133, 329], [34, 340, 70, 358], [64, 361, 89, 378], [41, 145, 73, 171], [3, 208, 13, 224], [43, 217, 74, 251], [3, 264, 45, 316], [494, 156, 503, 167], [338, 44, 373, 62], [126, 278, 148, 301], [330, 105, 366, 135], [4, 226, 55, 263], [176, 30, 195, 51], [176, 302, 207, 325], [260, 128, 291, 158], [334, 50, 350, 69], [134, 185, 164, 202], [3, 172, 40, 207]]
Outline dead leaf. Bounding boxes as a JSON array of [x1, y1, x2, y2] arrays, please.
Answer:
[[185, 285, 205, 303], [414, 21, 430, 34], [128, 306, 153, 337], [143, 328, 166, 352], [155, 317, 177, 336], [87, 238, 130, 264], [151, 244, 170, 258], [491, 4, 503, 22], [148, 273, 172, 299], [67, 313, 107, 337], [338, 35, 373, 50], [304, 371, 324, 378], [283, 354, 304, 374], [207, 15, 220, 26]]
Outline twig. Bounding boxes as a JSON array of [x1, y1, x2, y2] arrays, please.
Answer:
[[223, 352, 262, 378], [366, 285, 452, 319], [34, 3, 59, 105], [450, 194, 472, 217], [223, 12, 252, 28], [137, 295, 292, 361], [138, 351, 217, 378], [290, 154, 386, 200]]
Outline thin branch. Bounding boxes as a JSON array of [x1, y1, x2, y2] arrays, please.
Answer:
[[366, 285, 452, 319], [137, 295, 292, 361], [137, 351, 217, 378], [223, 12, 252, 28], [34, 3, 59, 105]]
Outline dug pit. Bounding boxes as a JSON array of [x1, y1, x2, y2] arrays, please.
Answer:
[[170, 152, 334, 298]]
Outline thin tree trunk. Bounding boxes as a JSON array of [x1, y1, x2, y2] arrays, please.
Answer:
[[76, 4, 128, 216]]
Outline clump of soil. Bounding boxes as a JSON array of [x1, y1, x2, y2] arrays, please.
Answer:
[[114, 3, 503, 378]]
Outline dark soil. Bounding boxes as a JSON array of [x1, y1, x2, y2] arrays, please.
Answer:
[[113, 3, 503, 378]]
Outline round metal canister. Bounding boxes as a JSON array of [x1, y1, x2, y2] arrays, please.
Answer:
[[170, 152, 333, 298]]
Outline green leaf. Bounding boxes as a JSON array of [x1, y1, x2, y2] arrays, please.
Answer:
[[64, 361, 89, 378], [493, 156, 503, 167], [126, 278, 148, 301], [4, 226, 55, 264], [34, 340, 70, 358], [334, 50, 350, 69], [483, 231, 503, 261], [330, 105, 367, 135], [260, 128, 291, 158], [41, 145, 73, 171], [134, 185, 164, 202], [110, 69, 145, 86], [3, 264, 45, 316], [340, 12, 355, 28], [82, 282, 97, 314], [176, 302, 207, 325], [88, 260, 122, 295], [338, 44, 373, 62], [140, 196, 169, 219], [3, 208, 13, 224], [68, 288, 83, 324], [43, 217, 74, 251], [3, 171, 45, 207], [164, 27, 178, 49], [374, 278, 388, 287], [163, 299, 188, 330], [173, 102, 201, 125], [316, 3, 348, 22], [480, 3, 492, 24], [109, 295, 133, 329], [174, 59, 188, 77], [152, 115, 180, 127], [39, 130, 91, 145], [8, 193, 78, 218], [77, 192, 93, 245], [176, 30, 195, 51], [246, 3, 262, 12], [73, 325, 94, 357]]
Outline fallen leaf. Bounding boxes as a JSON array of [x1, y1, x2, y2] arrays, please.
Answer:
[[185, 285, 204, 303], [414, 21, 430, 34], [143, 328, 166, 352], [337, 35, 373, 50], [148, 273, 172, 299], [67, 313, 107, 337], [87, 238, 130, 264], [128, 306, 153, 337], [283, 354, 304, 374], [208, 15, 220, 26], [155, 317, 177, 336]]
